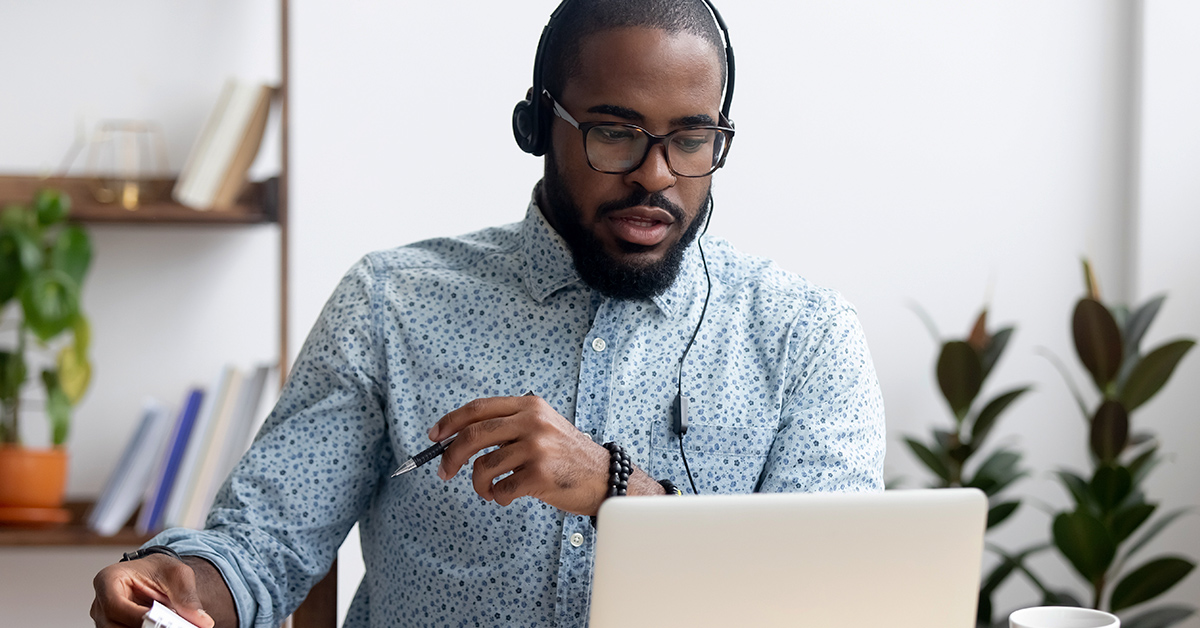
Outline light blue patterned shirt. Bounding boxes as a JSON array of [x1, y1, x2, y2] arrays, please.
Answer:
[[151, 198, 885, 628]]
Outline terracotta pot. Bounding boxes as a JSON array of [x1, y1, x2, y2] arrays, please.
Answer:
[[0, 446, 69, 509]]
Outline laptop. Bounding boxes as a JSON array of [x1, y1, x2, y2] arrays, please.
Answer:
[[588, 488, 987, 628]]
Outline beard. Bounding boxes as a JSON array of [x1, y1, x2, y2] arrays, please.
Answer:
[[541, 153, 709, 300]]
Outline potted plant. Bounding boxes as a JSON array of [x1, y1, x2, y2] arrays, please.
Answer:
[[907, 304, 1034, 626], [1040, 261, 1195, 627], [0, 189, 93, 521]]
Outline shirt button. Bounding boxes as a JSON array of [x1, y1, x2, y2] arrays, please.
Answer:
[[591, 337, 607, 352], [570, 532, 585, 547]]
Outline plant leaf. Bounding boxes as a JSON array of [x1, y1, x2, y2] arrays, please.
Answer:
[[1053, 510, 1116, 582], [905, 437, 951, 484], [1128, 447, 1161, 488], [1090, 400, 1130, 463], [1123, 295, 1166, 358], [967, 308, 989, 353], [41, 369, 73, 446], [18, 269, 81, 342], [1121, 605, 1195, 628], [1056, 470, 1095, 512], [987, 500, 1020, 529], [937, 340, 983, 421], [1083, 259, 1101, 299], [1110, 557, 1195, 612], [970, 386, 1031, 450], [1037, 347, 1091, 419], [1089, 465, 1133, 515], [1073, 298, 1124, 390], [50, 225, 92, 287], [980, 326, 1014, 382], [907, 301, 941, 344], [0, 351, 28, 401], [1123, 509, 1195, 564], [1119, 340, 1196, 413], [34, 189, 70, 226], [1112, 503, 1157, 545], [0, 232, 23, 304], [56, 343, 91, 404], [968, 449, 1024, 496]]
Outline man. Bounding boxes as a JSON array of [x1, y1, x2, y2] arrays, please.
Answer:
[[91, 1, 885, 627]]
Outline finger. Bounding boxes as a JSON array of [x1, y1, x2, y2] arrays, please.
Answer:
[[437, 415, 525, 480], [150, 558, 215, 628], [93, 566, 153, 628], [430, 394, 537, 441], [491, 468, 532, 507], [471, 441, 533, 500]]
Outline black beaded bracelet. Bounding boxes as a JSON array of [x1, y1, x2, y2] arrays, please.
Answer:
[[603, 441, 631, 497], [120, 545, 182, 563], [658, 479, 683, 496]]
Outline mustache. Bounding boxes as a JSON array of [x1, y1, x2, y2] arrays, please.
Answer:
[[595, 190, 685, 222]]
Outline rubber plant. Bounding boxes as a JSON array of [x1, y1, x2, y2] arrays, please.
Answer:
[[907, 305, 1033, 627], [1044, 261, 1195, 628], [0, 188, 93, 446]]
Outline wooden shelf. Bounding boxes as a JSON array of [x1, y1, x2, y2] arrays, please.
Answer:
[[0, 175, 277, 225], [0, 501, 153, 547]]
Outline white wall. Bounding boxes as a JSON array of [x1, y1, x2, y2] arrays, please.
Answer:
[[1, 1, 1196, 626]]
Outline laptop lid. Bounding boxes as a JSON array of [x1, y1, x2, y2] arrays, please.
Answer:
[[588, 488, 987, 628]]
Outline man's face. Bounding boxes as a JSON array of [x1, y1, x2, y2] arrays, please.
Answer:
[[540, 27, 725, 299]]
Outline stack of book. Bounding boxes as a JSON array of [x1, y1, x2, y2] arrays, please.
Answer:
[[172, 78, 275, 210], [87, 363, 276, 536]]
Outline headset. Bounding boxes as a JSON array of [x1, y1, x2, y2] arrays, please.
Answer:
[[513, 0, 736, 157], [514, 0, 737, 494]]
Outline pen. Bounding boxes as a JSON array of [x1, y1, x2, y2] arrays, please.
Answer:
[[391, 391, 535, 478]]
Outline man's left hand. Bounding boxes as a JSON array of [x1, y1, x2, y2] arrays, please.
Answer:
[[428, 395, 613, 515]]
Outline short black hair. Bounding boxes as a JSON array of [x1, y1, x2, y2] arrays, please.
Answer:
[[542, 0, 728, 100]]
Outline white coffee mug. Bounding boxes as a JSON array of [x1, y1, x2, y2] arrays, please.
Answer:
[[1010, 606, 1120, 628]]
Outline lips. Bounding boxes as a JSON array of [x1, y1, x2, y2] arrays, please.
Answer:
[[606, 206, 676, 247]]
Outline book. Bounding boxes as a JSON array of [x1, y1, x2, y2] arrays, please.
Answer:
[[162, 366, 237, 529], [136, 388, 204, 535], [205, 363, 273, 509], [178, 368, 244, 528], [88, 400, 173, 536], [172, 79, 273, 210]]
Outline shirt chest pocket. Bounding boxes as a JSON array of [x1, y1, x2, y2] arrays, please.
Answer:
[[649, 422, 776, 493]]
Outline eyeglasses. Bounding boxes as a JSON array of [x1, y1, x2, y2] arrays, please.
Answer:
[[546, 91, 734, 178]]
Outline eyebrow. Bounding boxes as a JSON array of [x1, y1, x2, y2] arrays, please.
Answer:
[[586, 104, 716, 127]]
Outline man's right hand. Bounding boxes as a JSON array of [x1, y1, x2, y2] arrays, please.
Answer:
[[91, 554, 222, 628]]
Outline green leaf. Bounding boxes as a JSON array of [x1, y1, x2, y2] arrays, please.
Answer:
[[12, 228, 43, 275], [0, 351, 28, 401], [49, 225, 91, 287], [1110, 557, 1195, 612], [18, 268, 81, 341], [34, 189, 70, 226], [41, 369, 73, 446], [937, 340, 983, 420], [987, 500, 1019, 529], [1119, 340, 1195, 413], [1123, 509, 1194, 564], [1073, 298, 1124, 390], [907, 301, 941, 344], [1121, 605, 1195, 628], [980, 326, 1014, 382], [1090, 400, 1130, 463], [1089, 465, 1133, 515], [1056, 470, 1095, 511], [56, 342, 91, 404], [1128, 447, 1161, 488], [0, 232, 23, 304], [1123, 295, 1166, 357], [72, 314, 92, 357], [968, 449, 1024, 496], [1037, 347, 1090, 419], [905, 437, 951, 484], [1112, 503, 1156, 544], [1053, 510, 1115, 582], [969, 386, 1031, 450]]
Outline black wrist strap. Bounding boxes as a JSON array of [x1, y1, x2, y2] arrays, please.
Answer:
[[120, 545, 182, 563], [658, 479, 683, 496]]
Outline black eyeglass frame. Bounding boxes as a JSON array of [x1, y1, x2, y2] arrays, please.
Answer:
[[546, 91, 735, 178]]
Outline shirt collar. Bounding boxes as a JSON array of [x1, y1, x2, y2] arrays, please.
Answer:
[[520, 189, 705, 319]]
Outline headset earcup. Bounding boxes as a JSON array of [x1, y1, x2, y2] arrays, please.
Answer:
[[513, 99, 537, 155]]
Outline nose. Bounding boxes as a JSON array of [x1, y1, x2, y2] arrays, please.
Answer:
[[623, 143, 676, 193]]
